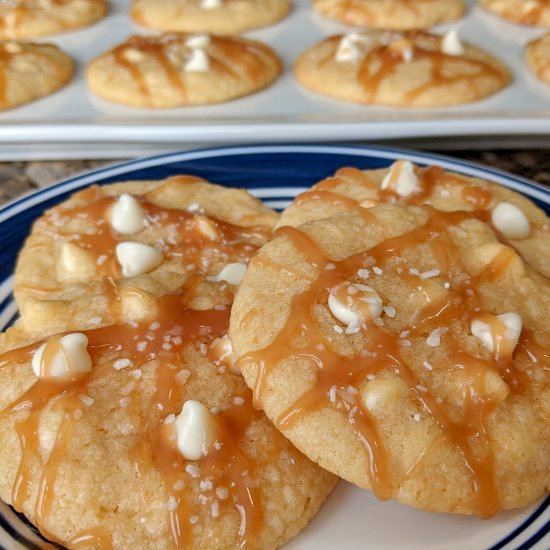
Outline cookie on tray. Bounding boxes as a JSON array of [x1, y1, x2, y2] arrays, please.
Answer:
[[0, 272, 336, 549], [294, 30, 511, 107], [0, 40, 73, 110], [277, 161, 550, 279], [526, 33, 550, 85], [312, 0, 465, 30], [131, 0, 290, 35], [230, 203, 550, 516], [86, 33, 282, 108], [481, 0, 550, 28], [14, 175, 279, 325], [0, 0, 108, 39]]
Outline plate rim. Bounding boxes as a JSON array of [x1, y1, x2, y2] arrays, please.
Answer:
[[2, 143, 550, 223]]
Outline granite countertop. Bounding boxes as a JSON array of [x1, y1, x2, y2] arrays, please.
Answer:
[[0, 149, 549, 206]]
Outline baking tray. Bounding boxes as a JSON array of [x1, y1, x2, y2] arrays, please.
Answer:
[[0, 0, 549, 159]]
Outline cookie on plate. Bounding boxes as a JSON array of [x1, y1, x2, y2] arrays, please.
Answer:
[[480, 0, 550, 28], [86, 33, 282, 108], [0, 40, 73, 110], [277, 161, 550, 279], [230, 204, 550, 516], [294, 30, 511, 108], [14, 175, 279, 322], [312, 0, 465, 30], [131, 0, 290, 35], [526, 33, 550, 85], [0, 0, 108, 39], [0, 273, 336, 549]]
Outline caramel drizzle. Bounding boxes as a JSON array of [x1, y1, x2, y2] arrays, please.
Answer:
[[110, 34, 274, 105], [67, 528, 114, 549], [355, 31, 505, 104], [27, 180, 269, 288], [238, 208, 546, 517], [0, 281, 273, 548]]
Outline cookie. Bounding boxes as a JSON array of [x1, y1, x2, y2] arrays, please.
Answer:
[[276, 161, 550, 279], [294, 30, 511, 107], [0, 274, 336, 549], [230, 204, 550, 516], [131, 0, 290, 35], [481, 0, 550, 28], [526, 33, 550, 85], [0, 40, 73, 110], [312, 0, 465, 30], [0, 0, 108, 39], [14, 175, 279, 322], [86, 33, 282, 108]]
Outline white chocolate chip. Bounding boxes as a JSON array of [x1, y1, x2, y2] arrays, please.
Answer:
[[116, 242, 163, 277], [110, 194, 146, 235], [381, 160, 420, 198], [328, 283, 383, 326], [441, 29, 464, 56], [209, 335, 239, 375], [186, 34, 211, 49], [335, 33, 367, 62], [59, 242, 96, 279], [401, 46, 413, 62], [388, 37, 414, 62], [174, 400, 213, 461], [491, 202, 531, 240], [200, 0, 221, 8], [122, 47, 145, 63], [184, 48, 209, 72], [196, 216, 218, 240], [32, 333, 92, 380], [471, 312, 522, 355], [210, 263, 247, 286]]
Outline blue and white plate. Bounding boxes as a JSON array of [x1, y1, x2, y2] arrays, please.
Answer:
[[0, 145, 549, 550]]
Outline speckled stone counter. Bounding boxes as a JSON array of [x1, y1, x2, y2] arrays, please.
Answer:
[[0, 150, 549, 206]]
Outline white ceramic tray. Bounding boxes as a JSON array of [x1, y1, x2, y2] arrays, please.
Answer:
[[0, 0, 549, 159]]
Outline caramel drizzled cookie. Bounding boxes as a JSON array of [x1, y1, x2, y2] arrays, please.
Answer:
[[14, 175, 279, 325], [86, 33, 282, 108], [0, 0, 108, 39], [0, 40, 72, 110], [277, 161, 550, 279], [230, 204, 550, 516], [294, 30, 511, 107], [131, 0, 290, 35], [0, 273, 336, 549], [481, 0, 550, 28], [526, 33, 550, 85], [313, 0, 465, 30]]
